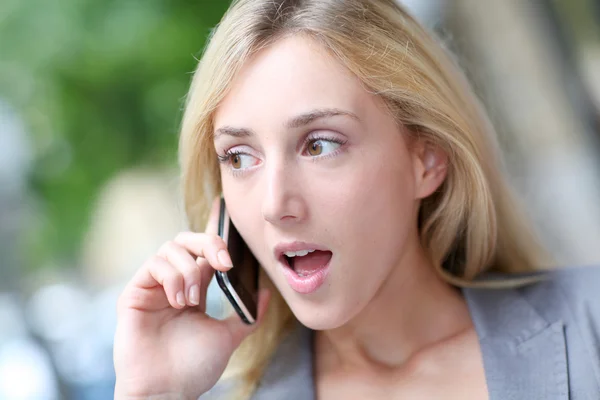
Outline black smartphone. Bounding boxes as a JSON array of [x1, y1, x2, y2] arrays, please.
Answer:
[[216, 197, 259, 324]]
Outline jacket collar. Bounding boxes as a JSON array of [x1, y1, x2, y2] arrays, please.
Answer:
[[462, 285, 568, 399]]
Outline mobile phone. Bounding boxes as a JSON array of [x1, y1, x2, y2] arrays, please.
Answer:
[[216, 197, 259, 324]]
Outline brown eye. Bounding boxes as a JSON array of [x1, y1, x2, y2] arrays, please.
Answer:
[[231, 154, 242, 169], [308, 140, 323, 156]]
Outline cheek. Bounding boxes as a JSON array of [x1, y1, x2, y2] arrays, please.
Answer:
[[317, 148, 418, 286], [326, 152, 416, 238]]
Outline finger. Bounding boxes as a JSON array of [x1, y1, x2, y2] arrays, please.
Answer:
[[118, 257, 173, 313], [157, 241, 202, 306], [223, 288, 271, 347], [196, 257, 216, 311], [173, 231, 232, 272], [129, 255, 186, 310]]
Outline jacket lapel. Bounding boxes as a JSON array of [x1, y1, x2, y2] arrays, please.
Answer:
[[463, 287, 569, 400]]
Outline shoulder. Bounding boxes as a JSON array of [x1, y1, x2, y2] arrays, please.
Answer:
[[464, 264, 600, 358], [467, 265, 600, 323], [525, 265, 600, 350], [545, 264, 600, 299], [464, 265, 600, 396], [519, 264, 600, 322]]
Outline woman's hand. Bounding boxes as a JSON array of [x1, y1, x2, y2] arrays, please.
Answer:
[[113, 199, 270, 400]]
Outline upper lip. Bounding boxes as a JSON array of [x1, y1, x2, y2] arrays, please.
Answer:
[[274, 241, 330, 260]]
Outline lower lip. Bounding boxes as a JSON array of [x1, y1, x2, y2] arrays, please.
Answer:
[[280, 259, 331, 294]]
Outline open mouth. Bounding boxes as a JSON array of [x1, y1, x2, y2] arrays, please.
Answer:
[[281, 250, 333, 277], [274, 243, 333, 294]]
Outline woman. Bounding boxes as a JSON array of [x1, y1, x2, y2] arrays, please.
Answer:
[[113, 0, 600, 399]]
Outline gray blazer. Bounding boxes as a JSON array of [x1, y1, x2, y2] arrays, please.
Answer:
[[207, 265, 600, 399]]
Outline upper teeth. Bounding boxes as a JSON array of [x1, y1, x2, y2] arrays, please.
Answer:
[[284, 249, 316, 257]]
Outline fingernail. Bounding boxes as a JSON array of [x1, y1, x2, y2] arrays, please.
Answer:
[[176, 291, 186, 307], [189, 285, 200, 305], [217, 249, 233, 268]]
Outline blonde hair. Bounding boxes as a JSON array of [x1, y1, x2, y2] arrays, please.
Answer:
[[178, 0, 552, 397]]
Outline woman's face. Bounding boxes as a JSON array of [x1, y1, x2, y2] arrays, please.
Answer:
[[213, 35, 438, 330]]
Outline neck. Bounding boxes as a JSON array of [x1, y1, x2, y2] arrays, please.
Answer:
[[315, 237, 473, 374]]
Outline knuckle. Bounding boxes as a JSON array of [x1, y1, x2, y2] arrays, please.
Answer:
[[116, 287, 145, 314], [116, 289, 138, 311], [208, 234, 224, 250], [158, 240, 177, 255], [165, 269, 183, 286], [195, 256, 210, 270], [180, 262, 201, 282], [174, 231, 192, 243], [142, 255, 165, 272], [145, 254, 164, 266]]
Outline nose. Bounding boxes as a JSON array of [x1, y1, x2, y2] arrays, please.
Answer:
[[261, 160, 307, 225]]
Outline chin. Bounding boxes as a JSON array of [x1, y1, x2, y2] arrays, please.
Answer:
[[284, 295, 356, 331]]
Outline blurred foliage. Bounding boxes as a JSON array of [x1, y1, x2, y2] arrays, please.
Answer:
[[0, 0, 230, 271], [552, 0, 600, 45]]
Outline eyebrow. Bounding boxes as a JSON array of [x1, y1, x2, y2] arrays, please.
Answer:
[[213, 108, 359, 139]]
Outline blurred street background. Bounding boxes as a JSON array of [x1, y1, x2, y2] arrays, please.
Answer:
[[1, 0, 599, 399]]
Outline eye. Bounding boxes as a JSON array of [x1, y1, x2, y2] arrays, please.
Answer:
[[217, 150, 260, 171], [306, 139, 342, 156], [230, 152, 257, 169]]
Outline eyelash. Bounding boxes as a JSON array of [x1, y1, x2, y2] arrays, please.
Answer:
[[216, 150, 241, 164], [216, 133, 348, 174]]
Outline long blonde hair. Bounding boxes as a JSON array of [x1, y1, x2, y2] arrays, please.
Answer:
[[178, 0, 551, 397]]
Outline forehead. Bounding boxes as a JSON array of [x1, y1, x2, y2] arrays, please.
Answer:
[[213, 35, 375, 129]]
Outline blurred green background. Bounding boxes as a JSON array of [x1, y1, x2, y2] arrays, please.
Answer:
[[0, 0, 229, 275], [1, 0, 600, 283]]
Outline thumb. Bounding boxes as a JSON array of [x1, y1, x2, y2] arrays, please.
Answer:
[[223, 288, 271, 347]]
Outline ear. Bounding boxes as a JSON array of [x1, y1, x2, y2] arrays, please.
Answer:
[[411, 140, 448, 200]]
